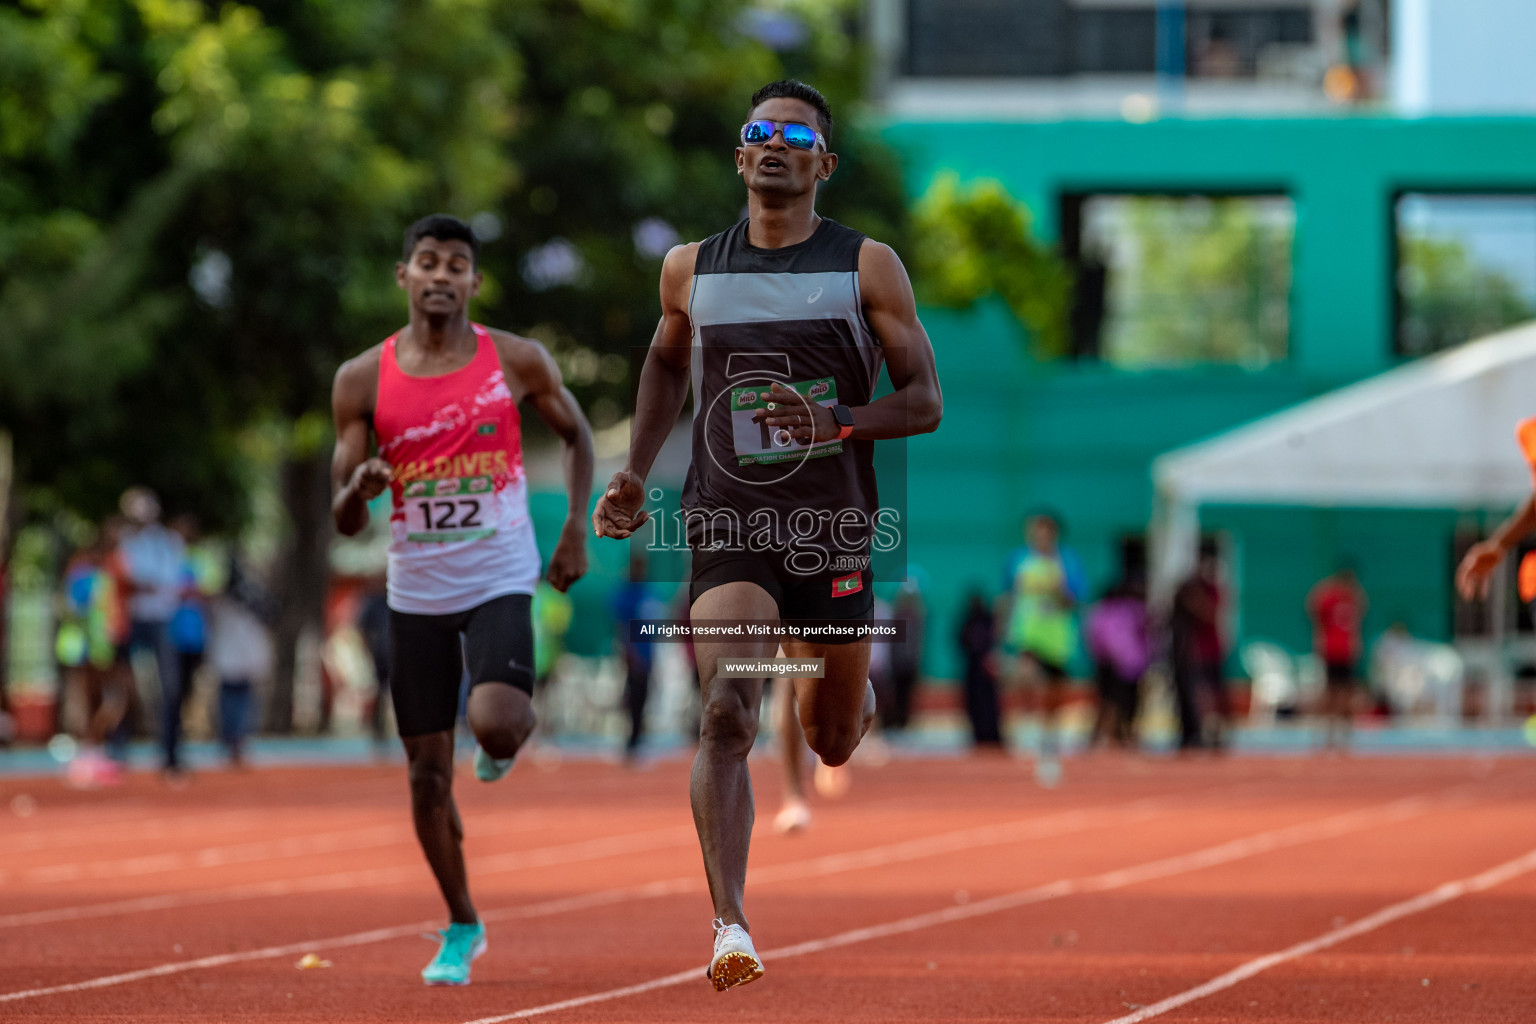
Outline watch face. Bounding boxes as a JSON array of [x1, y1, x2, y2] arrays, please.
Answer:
[[833, 405, 855, 427]]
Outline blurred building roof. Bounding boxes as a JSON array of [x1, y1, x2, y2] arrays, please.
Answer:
[[1155, 319, 1536, 508]]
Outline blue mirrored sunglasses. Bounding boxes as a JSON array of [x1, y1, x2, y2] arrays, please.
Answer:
[[740, 119, 823, 151]]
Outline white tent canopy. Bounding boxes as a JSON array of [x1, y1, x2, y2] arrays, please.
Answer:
[[1151, 320, 1536, 595]]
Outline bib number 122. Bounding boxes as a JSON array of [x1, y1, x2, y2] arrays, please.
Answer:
[[402, 475, 497, 543], [416, 498, 481, 532]]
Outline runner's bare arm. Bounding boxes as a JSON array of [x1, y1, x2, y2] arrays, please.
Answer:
[[759, 240, 942, 444], [1457, 495, 1536, 600], [331, 352, 391, 537], [592, 242, 698, 539], [499, 334, 593, 592]]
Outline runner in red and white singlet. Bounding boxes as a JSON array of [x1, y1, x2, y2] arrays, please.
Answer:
[[330, 215, 592, 987], [375, 322, 541, 613]]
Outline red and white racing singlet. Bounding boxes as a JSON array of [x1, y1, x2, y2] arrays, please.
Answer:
[[375, 324, 540, 614]]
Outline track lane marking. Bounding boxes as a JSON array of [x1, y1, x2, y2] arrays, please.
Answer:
[[1100, 845, 1536, 1024], [3, 771, 1501, 1007], [0, 799, 1174, 1004], [455, 793, 1441, 1024], [0, 827, 693, 930], [0, 773, 1264, 927], [9, 808, 594, 885]]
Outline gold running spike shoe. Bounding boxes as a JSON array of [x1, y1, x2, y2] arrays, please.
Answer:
[[707, 918, 765, 991]]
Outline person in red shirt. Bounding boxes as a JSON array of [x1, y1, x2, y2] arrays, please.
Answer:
[[1307, 566, 1367, 750]]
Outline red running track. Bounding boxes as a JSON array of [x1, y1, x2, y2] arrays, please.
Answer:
[[1, 752, 1534, 1022]]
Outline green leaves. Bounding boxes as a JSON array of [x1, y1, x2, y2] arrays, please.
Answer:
[[912, 173, 1072, 359], [0, 0, 908, 524]]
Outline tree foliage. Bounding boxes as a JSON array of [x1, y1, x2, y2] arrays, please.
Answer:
[[0, 0, 905, 523], [1398, 236, 1536, 357], [1100, 196, 1293, 368], [911, 172, 1072, 359]]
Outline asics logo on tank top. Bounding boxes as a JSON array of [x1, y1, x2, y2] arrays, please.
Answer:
[[372, 324, 542, 615], [806, 287, 823, 304]]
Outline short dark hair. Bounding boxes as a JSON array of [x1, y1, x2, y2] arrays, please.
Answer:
[[749, 79, 832, 142], [402, 214, 479, 266]]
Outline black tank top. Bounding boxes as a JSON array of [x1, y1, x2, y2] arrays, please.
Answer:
[[681, 218, 884, 562]]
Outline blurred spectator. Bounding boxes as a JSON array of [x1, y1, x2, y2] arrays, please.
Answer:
[[883, 581, 926, 731], [356, 573, 392, 749], [957, 592, 1003, 749], [57, 518, 132, 787], [166, 514, 212, 777], [208, 556, 277, 767], [868, 593, 893, 724], [1195, 21, 1242, 79], [1308, 565, 1368, 749], [0, 563, 13, 747], [1170, 543, 1231, 751], [117, 487, 187, 777], [1000, 512, 1086, 779], [611, 552, 664, 761], [1085, 571, 1150, 749]]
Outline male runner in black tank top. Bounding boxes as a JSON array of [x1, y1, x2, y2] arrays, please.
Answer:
[[592, 79, 943, 990]]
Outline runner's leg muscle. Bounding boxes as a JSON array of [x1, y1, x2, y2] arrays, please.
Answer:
[[690, 581, 779, 930], [402, 730, 476, 924], [466, 682, 535, 761], [783, 638, 874, 767]]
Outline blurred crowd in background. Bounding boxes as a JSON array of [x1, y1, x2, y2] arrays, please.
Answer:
[[12, 484, 1466, 790]]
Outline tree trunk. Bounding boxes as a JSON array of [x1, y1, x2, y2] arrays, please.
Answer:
[[265, 449, 332, 734], [0, 430, 14, 712]]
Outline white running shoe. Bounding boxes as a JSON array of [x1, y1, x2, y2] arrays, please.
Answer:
[[473, 744, 514, 782], [773, 798, 812, 834], [707, 918, 764, 992]]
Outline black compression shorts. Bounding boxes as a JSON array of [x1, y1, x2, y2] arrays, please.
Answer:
[[1324, 658, 1357, 689], [688, 545, 873, 644], [388, 593, 534, 738]]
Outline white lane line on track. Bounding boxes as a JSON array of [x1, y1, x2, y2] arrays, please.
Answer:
[[0, 774, 1249, 928], [0, 799, 1170, 1004], [454, 793, 1440, 1024], [0, 827, 693, 930], [1100, 846, 1536, 1024]]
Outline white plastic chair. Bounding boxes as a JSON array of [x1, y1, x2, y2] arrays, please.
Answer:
[[1241, 641, 1299, 726]]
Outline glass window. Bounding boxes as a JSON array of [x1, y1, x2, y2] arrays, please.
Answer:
[[902, 2, 1317, 81], [1396, 194, 1536, 358], [1062, 194, 1295, 368]]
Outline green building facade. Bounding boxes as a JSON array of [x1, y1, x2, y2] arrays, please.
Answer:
[[890, 116, 1536, 678]]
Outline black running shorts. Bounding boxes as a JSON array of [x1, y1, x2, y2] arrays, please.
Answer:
[[1324, 658, 1357, 690], [689, 545, 873, 644], [388, 593, 534, 738]]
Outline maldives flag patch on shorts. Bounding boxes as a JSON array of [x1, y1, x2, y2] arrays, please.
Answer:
[[831, 572, 863, 598]]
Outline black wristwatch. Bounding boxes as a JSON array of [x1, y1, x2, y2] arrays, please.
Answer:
[[832, 404, 855, 439]]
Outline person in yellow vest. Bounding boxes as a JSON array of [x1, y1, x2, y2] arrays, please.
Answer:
[[999, 512, 1087, 786]]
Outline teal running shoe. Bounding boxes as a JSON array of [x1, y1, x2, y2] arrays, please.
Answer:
[[421, 921, 487, 986], [473, 744, 515, 782]]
